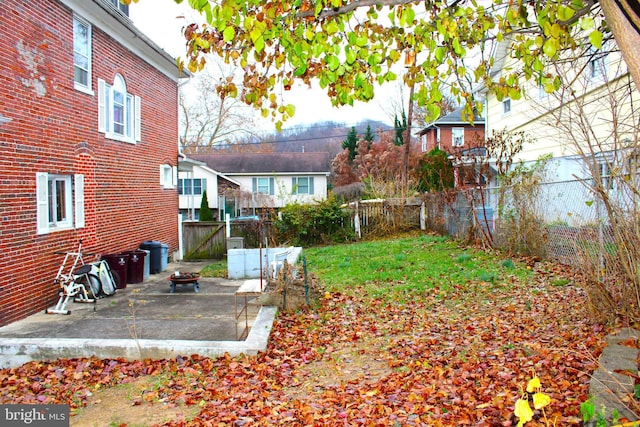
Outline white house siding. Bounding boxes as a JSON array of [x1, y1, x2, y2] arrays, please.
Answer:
[[231, 173, 329, 209], [485, 44, 634, 180], [483, 41, 639, 226], [178, 165, 219, 212]]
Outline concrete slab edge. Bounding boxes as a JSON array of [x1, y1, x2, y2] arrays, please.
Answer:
[[589, 328, 640, 423], [0, 307, 278, 369]]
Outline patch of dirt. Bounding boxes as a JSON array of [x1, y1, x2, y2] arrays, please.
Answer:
[[70, 376, 200, 427]]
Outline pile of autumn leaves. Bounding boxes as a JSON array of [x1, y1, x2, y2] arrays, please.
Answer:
[[1, 263, 607, 426]]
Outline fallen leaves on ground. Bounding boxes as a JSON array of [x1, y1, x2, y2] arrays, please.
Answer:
[[0, 261, 607, 426]]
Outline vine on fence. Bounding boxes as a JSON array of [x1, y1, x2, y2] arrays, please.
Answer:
[[494, 155, 552, 257]]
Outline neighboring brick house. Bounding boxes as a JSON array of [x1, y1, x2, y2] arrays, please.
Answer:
[[186, 152, 331, 216], [418, 107, 485, 155], [417, 107, 490, 188], [0, 0, 186, 325]]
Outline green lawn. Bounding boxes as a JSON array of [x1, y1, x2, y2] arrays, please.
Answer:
[[200, 232, 533, 304], [302, 232, 532, 302]]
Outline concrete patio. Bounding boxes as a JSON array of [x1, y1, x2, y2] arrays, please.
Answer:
[[0, 261, 276, 368]]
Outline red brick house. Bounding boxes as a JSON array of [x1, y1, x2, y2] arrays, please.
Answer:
[[0, 0, 186, 325], [418, 107, 492, 187], [418, 107, 485, 155]]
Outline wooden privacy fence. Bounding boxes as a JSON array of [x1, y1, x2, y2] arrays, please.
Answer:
[[182, 220, 273, 260], [182, 221, 227, 260]]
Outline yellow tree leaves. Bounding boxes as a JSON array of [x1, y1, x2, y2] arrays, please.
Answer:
[[515, 375, 552, 426]]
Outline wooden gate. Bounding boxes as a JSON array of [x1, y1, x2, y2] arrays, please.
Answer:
[[182, 221, 227, 260]]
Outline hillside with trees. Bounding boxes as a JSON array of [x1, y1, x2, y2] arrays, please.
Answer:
[[184, 120, 392, 157]]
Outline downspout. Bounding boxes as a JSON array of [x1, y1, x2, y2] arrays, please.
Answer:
[[176, 77, 191, 261]]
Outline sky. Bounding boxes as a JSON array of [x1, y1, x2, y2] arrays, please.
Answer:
[[128, 0, 398, 131]]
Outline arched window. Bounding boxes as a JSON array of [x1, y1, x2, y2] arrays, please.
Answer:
[[98, 74, 141, 143]]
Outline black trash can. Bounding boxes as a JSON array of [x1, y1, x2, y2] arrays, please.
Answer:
[[124, 250, 146, 284], [101, 253, 129, 289], [140, 241, 162, 274]]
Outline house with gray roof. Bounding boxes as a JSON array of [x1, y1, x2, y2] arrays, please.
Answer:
[[417, 107, 490, 188], [179, 152, 331, 219], [418, 107, 485, 156]]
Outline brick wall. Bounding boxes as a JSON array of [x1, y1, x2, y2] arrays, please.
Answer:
[[0, 0, 180, 325], [424, 126, 485, 154]]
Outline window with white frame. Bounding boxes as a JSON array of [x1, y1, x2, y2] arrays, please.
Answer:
[[538, 83, 549, 100], [108, 0, 129, 15], [502, 98, 511, 115], [73, 16, 91, 92], [598, 161, 613, 190], [160, 164, 176, 189], [588, 46, 609, 82], [252, 177, 274, 195], [36, 173, 84, 234], [452, 128, 464, 147], [178, 178, 206, 195], [292, 176, 314, 195], [627, 150, 640, 174], [98, 75, 141, 143]]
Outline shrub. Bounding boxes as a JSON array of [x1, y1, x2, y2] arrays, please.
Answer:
[[416, 148, 455, 193], [273, 195, 355, 246]]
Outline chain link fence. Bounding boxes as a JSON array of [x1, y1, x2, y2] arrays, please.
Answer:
[[423, 177, 638, 271]]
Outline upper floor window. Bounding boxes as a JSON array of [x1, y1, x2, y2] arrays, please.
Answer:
[[538, 83, 549, 101], [587, 45, 609, 83], [502, 98, 511, 115], [108, 0, 129, 15], [452, 128, 464, 147], [179, 178, 206, 195], [292, 177, 314, 195], [98, 75, 141, 143], [252, 177, 274, 195], [73, 16, 92, 93]]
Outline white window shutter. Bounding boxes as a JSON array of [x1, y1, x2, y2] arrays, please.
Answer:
[[134, 95, 141, 142], [74, 174, 85, 228], [172, 166, 177, 187], [36, 172, 49, 234], [98, 79, 106, 132], [159, 165, 165, 186]]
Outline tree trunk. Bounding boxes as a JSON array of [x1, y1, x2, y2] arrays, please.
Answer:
[[403, 83, 415, 194], [601, 1, 640, 91]]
